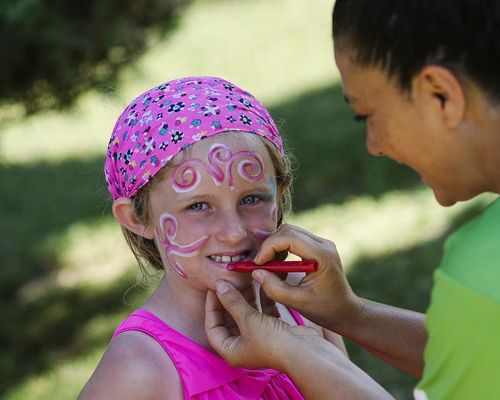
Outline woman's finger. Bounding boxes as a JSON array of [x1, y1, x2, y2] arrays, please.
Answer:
[[259, 284, 281, 318], [253, 269, 308, 307], [205, 290, 236, 354], [254, 225, 322, 264]]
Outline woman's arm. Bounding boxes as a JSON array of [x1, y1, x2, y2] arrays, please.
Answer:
[[336, 299, 426, 377], [250, 224, 426, 377]]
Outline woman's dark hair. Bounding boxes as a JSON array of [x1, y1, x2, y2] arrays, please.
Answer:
[[332, 0, 500, 102]]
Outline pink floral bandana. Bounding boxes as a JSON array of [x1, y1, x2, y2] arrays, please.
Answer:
[[104, 76, 283, 199]]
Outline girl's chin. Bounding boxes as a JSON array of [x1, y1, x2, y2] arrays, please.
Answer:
[[209, 275, 253, 292]]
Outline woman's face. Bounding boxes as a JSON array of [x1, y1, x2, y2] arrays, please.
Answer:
[[147, 132, 278, 291], [334, 47, 479, 206]]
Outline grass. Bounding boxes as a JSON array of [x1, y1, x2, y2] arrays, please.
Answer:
[[0, 0, 495, 399]]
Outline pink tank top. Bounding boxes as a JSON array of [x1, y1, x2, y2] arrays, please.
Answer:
[[113, 308, 306, 400]]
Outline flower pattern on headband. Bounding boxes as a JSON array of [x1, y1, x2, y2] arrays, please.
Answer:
[[104, 76, 283, 200]]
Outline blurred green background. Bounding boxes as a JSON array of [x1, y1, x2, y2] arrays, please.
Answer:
[[0, 0, 494, 399]]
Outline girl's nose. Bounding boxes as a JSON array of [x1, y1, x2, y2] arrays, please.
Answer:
[[215, 210, 248, 244]]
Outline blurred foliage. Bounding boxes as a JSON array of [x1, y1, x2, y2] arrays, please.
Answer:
[[0, 0, 187, 114]]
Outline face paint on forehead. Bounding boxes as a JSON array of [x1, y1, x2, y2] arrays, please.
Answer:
[[171, 143, 265, 193], [156, 213, 209, 278]]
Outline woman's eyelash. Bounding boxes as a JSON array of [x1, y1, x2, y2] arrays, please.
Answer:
[[353, 114, 368, 123]]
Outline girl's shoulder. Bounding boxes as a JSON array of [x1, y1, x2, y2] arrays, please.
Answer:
[[79, 331, 183, 400]]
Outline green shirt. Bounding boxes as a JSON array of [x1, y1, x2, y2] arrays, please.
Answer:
[[416, 198, 500, 399]]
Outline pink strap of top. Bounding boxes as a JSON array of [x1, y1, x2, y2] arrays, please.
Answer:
[[287, 307, 306, 326], [113, 308, 306, 399]]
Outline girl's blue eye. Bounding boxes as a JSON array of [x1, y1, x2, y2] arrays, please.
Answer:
[[353, 114, 368, 123], [241, 195, 258, 205], [189, 202, 207, 211]]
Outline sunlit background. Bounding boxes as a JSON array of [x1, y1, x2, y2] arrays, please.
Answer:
[[0, 1, 494, 399]]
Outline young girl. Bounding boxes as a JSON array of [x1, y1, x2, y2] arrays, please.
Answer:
[[79, 76, 345, 399]]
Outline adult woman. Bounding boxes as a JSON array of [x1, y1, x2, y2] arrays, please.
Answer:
[[205, 1, 500, 399]]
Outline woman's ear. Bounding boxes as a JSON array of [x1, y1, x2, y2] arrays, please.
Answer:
[[112, 198, 155, 240], [416, 65, 466, 129]]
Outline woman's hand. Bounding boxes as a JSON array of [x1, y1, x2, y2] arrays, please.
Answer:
[[249, 224, 426, 378], [251, 223, 364, 333], [205, 280, 394, 400], [205, 280, 322, 372]]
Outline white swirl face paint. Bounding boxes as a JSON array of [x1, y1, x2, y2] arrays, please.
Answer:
[[171, 143, 264, 193], [156, 212, 208, 278]]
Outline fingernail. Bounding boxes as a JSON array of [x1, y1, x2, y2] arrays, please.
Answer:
[[252, 270, 264, 285], [215, 280, 232, 294]]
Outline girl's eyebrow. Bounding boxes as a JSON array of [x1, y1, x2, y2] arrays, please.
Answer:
[[174, 180, 274, 200], [242, 184, 274, 193], [175, 193, 212, 203]]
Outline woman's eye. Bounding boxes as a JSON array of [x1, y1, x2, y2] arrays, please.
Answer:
[[189, 202, 208, 211], [353, 114, 368, 123]]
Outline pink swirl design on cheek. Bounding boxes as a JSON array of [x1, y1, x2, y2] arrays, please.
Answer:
[[156, 213, 209, 278], [253, 228, 274, 240], [252, 204, 277, 240]]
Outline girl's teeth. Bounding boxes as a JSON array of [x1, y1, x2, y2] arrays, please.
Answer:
[[210, 254, 245, 263]]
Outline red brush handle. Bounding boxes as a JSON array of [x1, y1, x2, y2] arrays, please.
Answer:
[[227, 260, 317, 273]]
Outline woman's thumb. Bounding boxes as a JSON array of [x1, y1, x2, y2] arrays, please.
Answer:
[[214, 280, 253, 325], [252, 270, 295, 304]]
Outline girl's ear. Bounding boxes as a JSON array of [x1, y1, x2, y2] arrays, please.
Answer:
[[112, 198, 155, 240]]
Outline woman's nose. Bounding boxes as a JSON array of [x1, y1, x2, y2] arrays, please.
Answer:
[[366, 127, 384, 157]]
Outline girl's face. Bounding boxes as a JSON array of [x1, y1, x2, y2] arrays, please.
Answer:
[[147, 133, 278, 291]]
